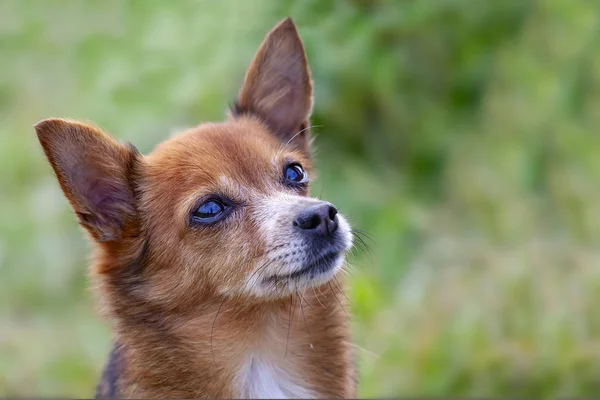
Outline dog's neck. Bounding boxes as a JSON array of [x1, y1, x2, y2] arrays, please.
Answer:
[[96, 277, 356, 399]]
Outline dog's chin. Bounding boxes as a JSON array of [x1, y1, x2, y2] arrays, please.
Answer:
[[298, 252, 345, 288], [258, 251, 346, 297]]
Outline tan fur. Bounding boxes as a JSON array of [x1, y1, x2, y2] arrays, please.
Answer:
[[35, 18, 356, 399]]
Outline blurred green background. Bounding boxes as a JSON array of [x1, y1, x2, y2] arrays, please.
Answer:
[[2, 0, 600, 397]]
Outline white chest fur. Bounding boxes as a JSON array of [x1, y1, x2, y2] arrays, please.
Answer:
[[236, 355, 315, 399]]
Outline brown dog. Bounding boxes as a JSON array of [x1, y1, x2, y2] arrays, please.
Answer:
[[35, 18, 356, 398]]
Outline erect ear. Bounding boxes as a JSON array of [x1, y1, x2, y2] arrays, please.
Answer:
[[34, 119, 139, 242], [232, 17, 313, 154]]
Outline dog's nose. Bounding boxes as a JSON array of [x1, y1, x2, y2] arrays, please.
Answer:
[[294, 202, 338, 236]]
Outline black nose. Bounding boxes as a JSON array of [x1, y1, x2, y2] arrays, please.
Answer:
[[294, 202, 338, 236]]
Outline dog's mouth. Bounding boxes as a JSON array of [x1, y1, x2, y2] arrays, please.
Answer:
[[263, 250, 342, 284]]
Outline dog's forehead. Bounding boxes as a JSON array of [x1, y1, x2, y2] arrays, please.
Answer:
[[144, 119, 307, 192]]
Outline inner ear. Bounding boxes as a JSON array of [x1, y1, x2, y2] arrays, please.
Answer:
[[232, 18, 313, 155], [35, 118, 140, 242]]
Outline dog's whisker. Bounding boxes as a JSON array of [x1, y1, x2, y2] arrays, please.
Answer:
[[285, 124, 322, 147], [341, 262, 356, 274], [348, 246, 363, 260], [299, 289, 315, 311], [333, 276, 352, 305], [312, 286, 326, 309], [352, 228, 375, 243], [353, 234, 373, 255], [316, 284, 326, 299], [211, 295, 226, 363], [284, 292, 296, 359], [350, 343, 380, 359], [297, 290, 311, 335], [295, 288, 304, 326], [329, 281, 349, 318], [243, 253, 282, 292], [352, 228, 375, 244]]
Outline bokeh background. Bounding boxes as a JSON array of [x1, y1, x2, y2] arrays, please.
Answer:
[[2, 0, 600, 397]]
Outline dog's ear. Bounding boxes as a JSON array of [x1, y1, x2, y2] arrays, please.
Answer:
[[34, 119, 139, 242], [233, 17, 313, 154]]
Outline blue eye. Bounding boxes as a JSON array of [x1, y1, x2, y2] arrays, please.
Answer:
[[192, 199, 227, 224], [284, 164, 307, 184]]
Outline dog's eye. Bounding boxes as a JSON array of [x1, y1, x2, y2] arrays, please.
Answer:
[[192, 199, 228, 224], [284, 163, 307, 184]]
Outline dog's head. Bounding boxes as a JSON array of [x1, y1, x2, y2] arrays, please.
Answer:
[[35, 18, 352, 308]]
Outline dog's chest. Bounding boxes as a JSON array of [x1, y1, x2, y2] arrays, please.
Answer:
[[236, 354, 314, 399]]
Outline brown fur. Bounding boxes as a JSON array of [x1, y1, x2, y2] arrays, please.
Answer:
[[35, 18, 356, 398]]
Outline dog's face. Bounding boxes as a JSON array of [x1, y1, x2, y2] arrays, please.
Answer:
[[142, 118, 352, 301], [34, 18, 352, 306]]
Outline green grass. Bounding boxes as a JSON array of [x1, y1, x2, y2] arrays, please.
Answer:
[[2, 0, 600, 397]]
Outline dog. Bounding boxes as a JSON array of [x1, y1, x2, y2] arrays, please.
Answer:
[[35, 17, 356, 398]]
